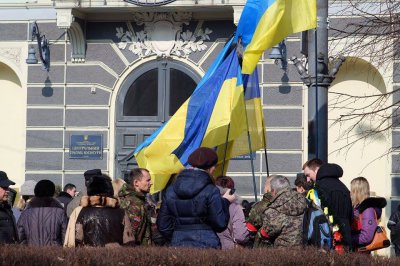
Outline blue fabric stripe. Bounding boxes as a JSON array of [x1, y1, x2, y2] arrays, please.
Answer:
[[172, 50, 239, 165], [234, 0, 275, 47], [195, 37, 234, 90], [243, 68, 260, 100]]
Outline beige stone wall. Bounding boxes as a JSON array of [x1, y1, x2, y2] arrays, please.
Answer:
[[0, 44, 27, 187], [328, 57, 392, 256]]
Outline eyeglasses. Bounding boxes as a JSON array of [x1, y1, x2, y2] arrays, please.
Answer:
[[0, 186, 9, 190]]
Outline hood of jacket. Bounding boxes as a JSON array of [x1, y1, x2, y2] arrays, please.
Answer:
[[269, 188, 306, 216], [358, 197, 387, 214], [316, 163, 343, 181], [29, 197, 64, 209], [173, 169, 213, 199]]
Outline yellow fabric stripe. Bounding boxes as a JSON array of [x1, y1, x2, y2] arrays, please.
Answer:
[[135, 100, 190, 193], [242, 0, 317, 74], [201, 78, 246, 148]]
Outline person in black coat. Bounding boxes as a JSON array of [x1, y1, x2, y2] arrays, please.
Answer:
[[315, 163, 353, 251], [157, 147, 235, 248], [388, 203, 400, 256], [56, 183, 76, 209], [0, 171, 18, 244]]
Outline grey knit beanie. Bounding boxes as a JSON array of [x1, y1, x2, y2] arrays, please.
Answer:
[[20, 180, 38, 196]]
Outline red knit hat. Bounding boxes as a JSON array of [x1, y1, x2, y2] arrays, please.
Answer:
[[188, 147, 218, 170]]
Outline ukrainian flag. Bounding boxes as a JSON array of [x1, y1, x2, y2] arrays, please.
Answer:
[[236, 0, 317, 74], [135, 49, 248, 193], [213, 68, 266, 177]]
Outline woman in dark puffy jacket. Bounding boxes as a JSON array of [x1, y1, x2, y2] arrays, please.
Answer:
[[157, 147, 235, 248], [350, 176, 386, 251], [17, 180, 68, 246]]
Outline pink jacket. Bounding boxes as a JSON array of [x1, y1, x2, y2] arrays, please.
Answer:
[[217, 202, 249, 249]]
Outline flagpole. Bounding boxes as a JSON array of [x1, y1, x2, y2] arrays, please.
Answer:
[[236, 39, 258, 202], [260, 110, 270, 177], [244, 110, 258, 202], [221, 123, 231, 174], [241, 79, 258, 203]]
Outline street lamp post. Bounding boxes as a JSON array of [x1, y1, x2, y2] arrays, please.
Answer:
[[291, 0, 345, 162]]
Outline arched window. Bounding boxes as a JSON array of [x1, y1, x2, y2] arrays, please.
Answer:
[[115, 60, 201, 179], [118, 60, 199, 122]]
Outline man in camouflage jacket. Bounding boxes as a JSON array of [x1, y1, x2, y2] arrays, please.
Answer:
[[261, 175, 306, 247], [246, 176, 274, 248], [247, 192, 273, 247], [119, 168, 153, 246]]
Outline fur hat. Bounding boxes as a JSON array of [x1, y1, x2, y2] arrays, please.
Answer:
[[86, 175, 114, 197], [188, 147, 218, 170], [84, 169, 102, 187], [34, 180, 55, 197], [20, 180, 38, 196]]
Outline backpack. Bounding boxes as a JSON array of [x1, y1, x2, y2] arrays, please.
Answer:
[[303, 199, 333, 249]]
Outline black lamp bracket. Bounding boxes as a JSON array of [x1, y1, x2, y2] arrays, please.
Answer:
[[30, 21, 50, 71]]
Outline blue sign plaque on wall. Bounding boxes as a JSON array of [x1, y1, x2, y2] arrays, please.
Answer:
[[231, 152, 256, 160], [70, 135, 103, 160]]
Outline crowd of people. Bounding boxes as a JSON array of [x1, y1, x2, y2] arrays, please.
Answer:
[[0, 148, 399, 256]]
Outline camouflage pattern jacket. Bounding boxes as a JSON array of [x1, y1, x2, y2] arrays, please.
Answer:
[[247, 192, 273, 248], [118, 184, 152, 246], [262, 188, 306, 247]]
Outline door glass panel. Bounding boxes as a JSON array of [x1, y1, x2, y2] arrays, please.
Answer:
[[169, 68, 196, 116], [123, 69, 158, 116]]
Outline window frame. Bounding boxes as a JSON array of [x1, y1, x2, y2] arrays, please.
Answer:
[[117, 59, 201, 123]]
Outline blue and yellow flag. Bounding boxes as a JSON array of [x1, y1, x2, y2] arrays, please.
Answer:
[[235, 0, 317, 74], [135, 49, 249, 193], [214, 68, 265, 177]]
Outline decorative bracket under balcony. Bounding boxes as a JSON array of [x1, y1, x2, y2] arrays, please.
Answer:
[[56, 8, 86, 63]]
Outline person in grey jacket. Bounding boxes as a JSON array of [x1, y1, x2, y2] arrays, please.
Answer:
[[17, 180, 68, 246]]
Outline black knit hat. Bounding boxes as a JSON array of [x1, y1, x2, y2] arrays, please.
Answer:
[[188, 147, 218, 170], [34, 180, 55, 197], [84, 169, 102, 187], [86, 175, 113, 197]]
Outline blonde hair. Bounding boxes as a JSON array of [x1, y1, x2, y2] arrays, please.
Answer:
[[16, 196, 33, 210], [350, 177, 370, 206], [112, 178, 126, 198]]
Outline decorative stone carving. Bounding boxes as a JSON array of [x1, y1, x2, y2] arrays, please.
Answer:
[[56, 6, 86, 62], [116, 12, 212, 58], [57, 9, 74, 29], [68, 21, 86, 63], [233, 6, 244, 26], [0, 48, 21, 65]]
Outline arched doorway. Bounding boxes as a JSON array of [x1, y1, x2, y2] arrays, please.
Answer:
[[0, 62, 25, 185], [328, 57, 389, 195], [115, 59, 201, 179]]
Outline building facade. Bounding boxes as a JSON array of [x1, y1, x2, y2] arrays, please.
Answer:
[[0, 0, 398, 254]]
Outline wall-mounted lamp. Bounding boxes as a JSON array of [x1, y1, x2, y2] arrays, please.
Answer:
[[26, 21, 50, 72], [268, 40, 287, 70], [290, 53, 346, 87]]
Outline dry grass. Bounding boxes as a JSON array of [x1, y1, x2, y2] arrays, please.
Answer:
[[0, 245, 398, 266]]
